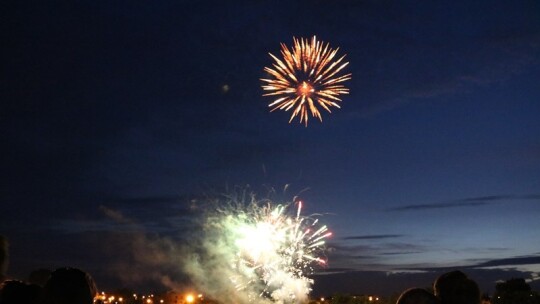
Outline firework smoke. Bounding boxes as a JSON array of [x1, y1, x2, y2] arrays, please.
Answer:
[[184, 193, 331, 304]]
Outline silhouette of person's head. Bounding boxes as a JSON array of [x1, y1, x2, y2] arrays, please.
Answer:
[[43, 268, 97, 304], [433, 270, 480, 304], [0, 280, 42, 304], [28, 268, 52, 287], [0, 236, 8, 283], [433, 270, 467, 298], [397, 288, 440, 304]]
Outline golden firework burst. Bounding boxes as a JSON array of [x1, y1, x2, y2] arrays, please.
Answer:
[[261, 36, 351, 126]]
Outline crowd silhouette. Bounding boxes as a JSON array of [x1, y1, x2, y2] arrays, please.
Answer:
[[395, 271, 480, 304], [1, 234, 537, 304], [0, 235, 97, 304]]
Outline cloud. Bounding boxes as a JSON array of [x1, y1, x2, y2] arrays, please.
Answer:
[[52, 219, 140, 234], [388, 201, 489, 211], [476, 255, 540, 268], [350, 255, 378, 260], [105, 195, 186, 206], [310, 267, 540, 296], [460, 247, 511, 254], [99, 206, 131, 223], [393, 254, 540, 275], [96, 195, 205, 232], [380, 251, 423, 255], [388, 194, 540, 211], [311, 253, 540, 296], [326, 240, 432, 274], [343, 234, 405, 240], [314, 267, 359, 275]]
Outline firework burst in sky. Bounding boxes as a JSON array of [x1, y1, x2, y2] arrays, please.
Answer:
[[261, 36, 351, 126], [230, 200, 330, 299], [185, 195, 331, 304]]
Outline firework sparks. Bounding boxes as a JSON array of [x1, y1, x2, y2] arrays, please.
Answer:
[[261, 36, 351, 126], [233, 200, 331, 302], [186, 195, 331, 304]]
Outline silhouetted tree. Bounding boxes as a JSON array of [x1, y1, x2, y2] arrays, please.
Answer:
[[328, 294, 385, 304], [330, 294, 356, 304], [327, 294, 363, 304], [481, 293, 491, 304], [0, 235, 8, 282], [385, 292, 402, 304], [496, 278, 531, 293], [493, 278, 540, 304]]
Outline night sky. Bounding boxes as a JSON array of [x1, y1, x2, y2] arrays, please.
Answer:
[[2, 0, 540, 297]]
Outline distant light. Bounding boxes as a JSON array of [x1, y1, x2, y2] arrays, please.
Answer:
[[186, 294, 195, 303], [222, 84, 230, 93], [369, 296, 373, 301]]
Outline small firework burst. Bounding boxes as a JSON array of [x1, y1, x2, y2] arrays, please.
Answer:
[[261, 36, 351, 126]]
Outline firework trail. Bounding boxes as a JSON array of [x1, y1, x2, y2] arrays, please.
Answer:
[[261, 36, 351, 126], [183, 194, 331, 304]]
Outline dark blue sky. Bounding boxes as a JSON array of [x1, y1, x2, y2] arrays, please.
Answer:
[[2, 0, 540, 297]]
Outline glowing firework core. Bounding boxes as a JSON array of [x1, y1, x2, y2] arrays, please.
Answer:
[[262, 36, 351, 126], [298, 82, 314, 97]]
